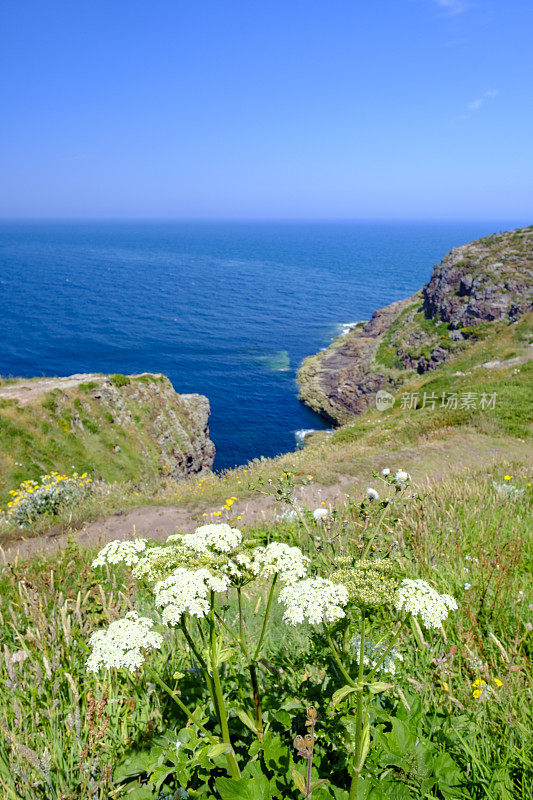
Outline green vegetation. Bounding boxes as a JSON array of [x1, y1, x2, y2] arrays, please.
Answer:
[[0, 464, 530, 799], [110, 373, 131, 388], [0, 374, 206, 509]]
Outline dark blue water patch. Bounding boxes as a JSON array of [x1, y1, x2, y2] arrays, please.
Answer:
[[0, 219, 524, 469]]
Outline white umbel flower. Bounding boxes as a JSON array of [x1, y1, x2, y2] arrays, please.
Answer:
[[366, 487, 379, 501], [394, 579, 457, 629], [91, 539, 148, 568], [251, 542, 309, 585], [381, 468, 391, 476], [175, 524, 242, 554], [278, 577, 349, 626], [86, 611, 163, 673], [154, 567, 230, 625], [394, 470, 411, 484], [313, 508, 329, 522]]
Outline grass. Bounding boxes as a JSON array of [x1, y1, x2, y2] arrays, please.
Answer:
[[0, 462, 530, 798], [0, 373, 203, 508]]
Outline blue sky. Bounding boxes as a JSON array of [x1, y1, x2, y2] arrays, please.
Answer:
[[1, 0, 531, 219]]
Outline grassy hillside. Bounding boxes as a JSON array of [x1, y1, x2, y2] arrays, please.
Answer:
[[0, 373, 214, 507]]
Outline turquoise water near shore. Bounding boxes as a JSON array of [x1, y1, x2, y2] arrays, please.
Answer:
[[0, 220, 523, 469]]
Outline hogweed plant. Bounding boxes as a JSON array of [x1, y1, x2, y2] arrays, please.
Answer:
[[87, 469, 458, 798]]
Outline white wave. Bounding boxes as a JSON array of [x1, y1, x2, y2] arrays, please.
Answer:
[[294, 428, 316, 444], [336, 320, 366, 337]]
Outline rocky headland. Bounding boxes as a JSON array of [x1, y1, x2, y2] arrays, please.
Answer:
[[0, 372, 215, 500], [297, 225, 533, 424]]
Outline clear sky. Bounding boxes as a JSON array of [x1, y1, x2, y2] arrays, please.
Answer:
[[1, 0, 531, 219]]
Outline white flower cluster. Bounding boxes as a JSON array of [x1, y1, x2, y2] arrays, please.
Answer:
[[173, 523, 242, 554], [86, 611, 163, 673], [278, 577, 349, 626], [394, 470, 411, 485], [223, 552, 253, 580], [313, 508, 329, 522], [366, 487, 379, 501], [92, 538, 148, 568], [251, 542, 309, 585], [154, 567, 230, 625], [351, 635, 404, 675], [394, 579, 457, 629]]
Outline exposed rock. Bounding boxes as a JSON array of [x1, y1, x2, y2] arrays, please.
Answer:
[[297, 297, 414, 424], [298, 226, 533, 424], [0, 373, 215, 493], [423, 228, 533, 327]]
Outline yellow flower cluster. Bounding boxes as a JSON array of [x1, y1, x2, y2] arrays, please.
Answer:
[[5, 471, 92, 525], [472, 677, 503, 699]]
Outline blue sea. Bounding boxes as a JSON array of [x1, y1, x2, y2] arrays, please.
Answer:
[[0, 220, 523, 470]]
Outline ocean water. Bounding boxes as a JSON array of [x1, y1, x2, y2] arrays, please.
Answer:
[[0, 220, 521, 470]]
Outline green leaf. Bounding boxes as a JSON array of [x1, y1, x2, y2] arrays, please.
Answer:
[[236, 706, 260, 734], [207, 742, 232, 758], [292, 767, 307, 795], [332, 684, 357, 706], [367, 681, 394, 694], [355, 719, 370, 771], [216, 772, 271, 800], [309, 778, 330, 792]]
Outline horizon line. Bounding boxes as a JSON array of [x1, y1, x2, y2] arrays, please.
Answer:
[[0, 216, 531, 224]]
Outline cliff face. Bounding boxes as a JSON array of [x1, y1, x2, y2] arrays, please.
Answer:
[[298, 225, 533, 425], [0, 373, 215, 499]]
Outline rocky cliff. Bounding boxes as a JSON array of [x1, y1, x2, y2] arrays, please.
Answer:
[[297, 225, 533, 425], [0, 372, 215, 500]]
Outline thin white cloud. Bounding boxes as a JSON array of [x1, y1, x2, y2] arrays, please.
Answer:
[[467, 89, 498, 111], [455, 90, 498, 121], [435, 0, 470, 15]]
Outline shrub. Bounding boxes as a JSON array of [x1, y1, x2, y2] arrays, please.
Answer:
[[110, 374, 131, 388]]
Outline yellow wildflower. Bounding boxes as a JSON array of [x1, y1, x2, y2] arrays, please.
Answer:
[[494, 678, 503, 688], [504, 475, 511, 481]]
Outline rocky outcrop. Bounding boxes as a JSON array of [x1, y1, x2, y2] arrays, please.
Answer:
[[297, 297, 414, 424], [0, 373, 214, 496], [298, 226, 533, 425], [423, 229, 533, 326]]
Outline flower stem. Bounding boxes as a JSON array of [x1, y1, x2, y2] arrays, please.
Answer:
[[325, 630, 357, 688], [249, 662, 264, 739], [367, 613, 410, 680], [349, 612, 366, 800], [253, 574, 277, 661], [209, 593, 241, 779], [180, 620, 217, 714], [143, 665, 217, 744], [360, 503, 390, 560], [237, 587, 246, 652]]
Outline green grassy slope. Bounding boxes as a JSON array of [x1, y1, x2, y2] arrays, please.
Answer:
[[0, 373, 212, 505]]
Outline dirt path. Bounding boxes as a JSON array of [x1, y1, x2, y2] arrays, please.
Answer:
[[0, 372, 161, 407], [2, 431, 530, 563]]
